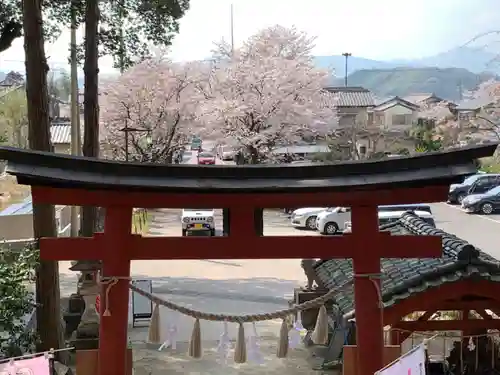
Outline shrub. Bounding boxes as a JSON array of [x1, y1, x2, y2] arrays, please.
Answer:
[[0, 243, 39, 358]]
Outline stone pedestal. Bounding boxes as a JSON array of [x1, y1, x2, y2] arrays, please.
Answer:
[[72, 275, 100, 350], [293, 287, 332, 331], [63, 293, 85, 338]]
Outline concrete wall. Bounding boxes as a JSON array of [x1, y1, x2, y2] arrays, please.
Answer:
[[0, 214, 34, 241], [0, 205, 73, 241], [338, 107, 370, 127], [54, 143, 71, 154]]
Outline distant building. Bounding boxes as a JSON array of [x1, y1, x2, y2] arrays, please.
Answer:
[[323, 86, 375, 127], [0, 71, 24, 88], [371, 96, 421, 130], [403, 93, 445, 107], [0, 195, 72, 241]]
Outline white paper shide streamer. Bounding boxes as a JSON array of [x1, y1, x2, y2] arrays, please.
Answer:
[[289, 312, 306, 349], [159, 322, 178, 351], [247, 323, 264, 365], [216, 321, 232, 364]]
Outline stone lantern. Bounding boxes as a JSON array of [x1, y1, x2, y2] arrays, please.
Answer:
[[69, 260, 102, 350]]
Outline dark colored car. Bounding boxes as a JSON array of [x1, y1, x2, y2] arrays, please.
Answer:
[[448, 173, 499, 204], [461, 185, 500, 214], [197, 151, 216, 165]]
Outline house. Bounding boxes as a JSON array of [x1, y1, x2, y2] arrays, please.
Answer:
[[323, 86, 375, 127], [0, 195, 73, 241], [0, 71, 24, 89], [403, 93, 444, 107], [50, 123, 72, 154], [371, 96, 420, 130]]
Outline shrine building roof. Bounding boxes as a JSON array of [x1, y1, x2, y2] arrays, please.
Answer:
[[313, 212, 500, 317], [0, 144, 497, 193]]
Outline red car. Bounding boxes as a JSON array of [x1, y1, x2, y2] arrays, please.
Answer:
[[197, 151, 216, 165]]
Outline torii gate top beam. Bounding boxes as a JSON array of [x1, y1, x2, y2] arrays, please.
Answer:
[[0, 143, 496, 208]]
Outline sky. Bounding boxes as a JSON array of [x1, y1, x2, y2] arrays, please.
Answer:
[[0, 0, 498, 75]]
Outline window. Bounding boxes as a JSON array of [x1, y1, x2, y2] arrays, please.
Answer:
[[392, 115, 412, 125], [391, 114, 412, 125]]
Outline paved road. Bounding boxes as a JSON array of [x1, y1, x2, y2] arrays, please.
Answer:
[[431, 202, 500, 259]]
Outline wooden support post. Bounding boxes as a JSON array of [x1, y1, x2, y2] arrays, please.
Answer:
[[351, 205, 384, 375], [98, 206, 133, 375]]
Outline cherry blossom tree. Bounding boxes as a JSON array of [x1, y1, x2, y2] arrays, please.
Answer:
[[462, 79, 500, 141], [100, 57, 202, 162], [196, 25, 338, 164], [416, 80, 500, 148], [416, 101, 471, 148]]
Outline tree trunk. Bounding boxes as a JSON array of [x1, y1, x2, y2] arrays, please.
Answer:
[[21, 0, 66, 363], [81, 0, 100, 236]]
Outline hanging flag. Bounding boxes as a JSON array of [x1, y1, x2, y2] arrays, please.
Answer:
[[0, 354, 51, 375], [375, 344, 426, 375]]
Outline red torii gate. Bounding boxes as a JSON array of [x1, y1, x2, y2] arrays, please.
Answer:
[[0, 144, 495, 375]]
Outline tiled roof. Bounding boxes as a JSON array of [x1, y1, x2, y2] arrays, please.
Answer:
[[0, 196, 33, 216], [50, 125, 71, 144], [373, 96, 420, 112], [403, 93, 441, 105], [323, 87, 375, 107], [313, 212, 500, 318]]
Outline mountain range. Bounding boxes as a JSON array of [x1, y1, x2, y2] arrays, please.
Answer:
[[314, 46, 500, 77], [2, 46, 499, 100]]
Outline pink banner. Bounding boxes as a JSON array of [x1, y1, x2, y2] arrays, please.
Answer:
[[0, 355, 50, 375]]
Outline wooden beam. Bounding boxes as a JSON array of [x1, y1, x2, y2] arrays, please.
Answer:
[[31, 185, 449, 208], [38, 233, 442, 260], [395, 310, 437, 344], [395, 318, 500, 332], [384, 280, 500, 325], [130, 235, 442, 260], [40, 237, 102, 260], [475, 310, 493, 320], [436, 300, 500, 311]]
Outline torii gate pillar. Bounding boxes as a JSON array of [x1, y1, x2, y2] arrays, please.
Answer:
[[98, 207, 133, 375]]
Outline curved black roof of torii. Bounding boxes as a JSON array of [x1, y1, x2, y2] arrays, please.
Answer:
[[0, 144, 497, 193]]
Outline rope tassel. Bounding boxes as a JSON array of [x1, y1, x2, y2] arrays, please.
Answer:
[[147, 303, 161, 345], [188, 318, 202, 358], [276, 319, 289, 358], [234, 323, 247, 363], [311, 305, 329, 345]]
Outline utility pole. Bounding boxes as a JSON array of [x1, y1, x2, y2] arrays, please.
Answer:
[[70, 0, 81, 237], [342, 52, 352, 87], [230, 3, 234, 55], [224, 3, 235, 237]]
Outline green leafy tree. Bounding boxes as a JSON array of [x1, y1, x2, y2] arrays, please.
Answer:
[[0, 89, 28, 147], [1, 0, 190, 71], [0, 0, 65, 54], [0, 244, 39, 358]]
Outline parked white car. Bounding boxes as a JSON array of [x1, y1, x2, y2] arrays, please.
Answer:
[[181, 208, 215, 236], [290, 207, 329, 230], [316, 206, 434, 235]]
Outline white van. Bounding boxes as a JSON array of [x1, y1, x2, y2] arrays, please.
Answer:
[[316, 206, 434, 235]]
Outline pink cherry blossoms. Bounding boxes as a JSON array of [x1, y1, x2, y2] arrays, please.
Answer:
[[99, 25, 338, 163], [99, 57, 203, 162]]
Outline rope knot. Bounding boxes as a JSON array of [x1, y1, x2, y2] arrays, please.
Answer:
[[98, 276, 131, 317]]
